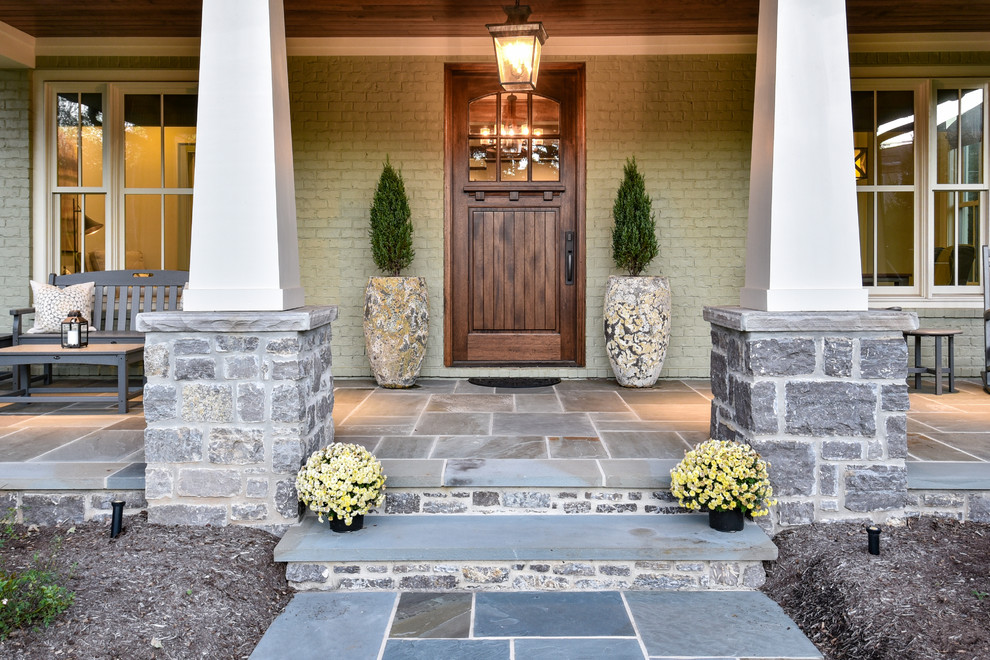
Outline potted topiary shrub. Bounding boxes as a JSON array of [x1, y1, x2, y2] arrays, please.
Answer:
[[603, 157, 671, 387], [363, 158, 429, 388]]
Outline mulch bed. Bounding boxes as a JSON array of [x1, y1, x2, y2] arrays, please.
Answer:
[[1, 513, 988, 658], [0, 512, 292, 659], [762, 517, 990, 660]]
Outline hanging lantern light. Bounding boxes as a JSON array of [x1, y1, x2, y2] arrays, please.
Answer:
[[486, 1, 548, 92]]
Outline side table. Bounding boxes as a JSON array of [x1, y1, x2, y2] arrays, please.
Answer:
[[903, 328, 962, 395]]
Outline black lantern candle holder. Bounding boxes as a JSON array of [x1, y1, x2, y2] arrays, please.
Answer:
[[60, 310, 89, 348]]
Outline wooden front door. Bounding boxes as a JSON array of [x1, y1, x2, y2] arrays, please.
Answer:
[[445, 64, 585, 366]]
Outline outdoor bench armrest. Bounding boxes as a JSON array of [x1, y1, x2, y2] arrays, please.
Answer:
[[10, 307, 35, 344]]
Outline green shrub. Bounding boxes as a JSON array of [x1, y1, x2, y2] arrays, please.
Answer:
[[611, 157, 658, 276], [0, 568, 75, 638], [369, 158, 415, 276], [0, 512, 75, 639]]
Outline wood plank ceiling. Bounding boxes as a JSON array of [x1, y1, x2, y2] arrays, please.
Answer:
[[0, 1, 988, 39]]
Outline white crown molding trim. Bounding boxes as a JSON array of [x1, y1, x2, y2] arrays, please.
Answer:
[[287, 35, 760, 56], [23, 32, 990, 61], [35, 37, 201, 58], [849, 32, 990, 52], [0, 20, 36, 68]]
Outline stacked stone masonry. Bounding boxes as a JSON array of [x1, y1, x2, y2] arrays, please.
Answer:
[[139, 308, 336, 528], [907, 491, 990, 522], [0, 491, 147, 526], [706, 307, 919, 530], [383, 488, 682, 515], [284, 558, 767, 593]]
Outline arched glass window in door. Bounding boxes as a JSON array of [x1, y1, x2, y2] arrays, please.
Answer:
[[468, 92, 560, 182]]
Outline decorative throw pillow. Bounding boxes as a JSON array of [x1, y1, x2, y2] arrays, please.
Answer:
[[26, 280, 94, 334]]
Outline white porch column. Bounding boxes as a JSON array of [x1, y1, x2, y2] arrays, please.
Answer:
[[739, 0, 868, 312], [183, 0, 305, 312]]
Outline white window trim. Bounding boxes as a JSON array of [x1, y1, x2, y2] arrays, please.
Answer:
[[855, 75, 990, 309], [31, 69, 197, 282]]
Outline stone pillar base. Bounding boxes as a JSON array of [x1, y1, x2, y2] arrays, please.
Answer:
[[136, 306, 337, 530], [704, 306, 918, 530]]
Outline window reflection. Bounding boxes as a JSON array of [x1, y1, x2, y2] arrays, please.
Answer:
[[56, 193, 106, 274], [56, 93, 103, 188], [468, 92, 560, 183], [854, 90, 915, 287], [937, 89, 984, 186]]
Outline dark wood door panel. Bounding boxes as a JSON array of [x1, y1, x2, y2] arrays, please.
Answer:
[[470, 208, 559, 332], [466, 333, 562, 362]]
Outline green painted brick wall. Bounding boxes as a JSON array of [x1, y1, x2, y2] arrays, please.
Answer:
[[0, 69, 31, 335], [10, 53, 987, 380], [287, 54, 756, 379]]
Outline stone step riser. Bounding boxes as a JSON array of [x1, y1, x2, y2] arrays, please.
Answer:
[[285, 558, 767, 593], [381, 487, 683, 516]]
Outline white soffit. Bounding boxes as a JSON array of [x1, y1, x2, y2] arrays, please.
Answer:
[[22, 32, 990, 60], [0, 21, 35, 68]]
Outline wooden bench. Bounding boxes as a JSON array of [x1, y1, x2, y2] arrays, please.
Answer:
[[8, 270, 187, 390], [0, 333, 10, 383], [11, 270, 187, 346]]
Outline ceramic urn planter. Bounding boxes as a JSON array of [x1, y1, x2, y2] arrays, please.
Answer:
[[363, 276, 429, 388], [603, 275, 672, 387]]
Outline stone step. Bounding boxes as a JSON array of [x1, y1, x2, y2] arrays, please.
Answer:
[[250, 590, 822, 660], [381, 457, 678, 489], [376, 457, 683, 516], [276, 513, 777, 592]]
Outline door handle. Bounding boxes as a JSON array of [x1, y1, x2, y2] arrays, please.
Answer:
[[564, 231, 575, 285]]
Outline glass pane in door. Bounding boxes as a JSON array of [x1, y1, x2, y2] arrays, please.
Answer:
[[500, 139, 528, 181], [500, 93, 529, 136], [531, 139, 559, 181], [469, 138, 497, 182], [531, 95, 559, 136], [469, 95, 497, 136]]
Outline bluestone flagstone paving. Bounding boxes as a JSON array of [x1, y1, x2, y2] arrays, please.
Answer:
[[251, 590, 823, 659], [474, 592, 635, 637], [389, 592, 472, 638], [513, 638, 647, 659], [625, 591, 823, 659], [0, 378, 985, 499]]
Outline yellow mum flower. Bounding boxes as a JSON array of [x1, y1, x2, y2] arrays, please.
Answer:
[[669, 438, 776, 516], [296, 442, 387, 522]]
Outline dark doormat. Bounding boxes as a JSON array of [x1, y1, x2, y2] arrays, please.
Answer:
[[468, 377, 561, 388]]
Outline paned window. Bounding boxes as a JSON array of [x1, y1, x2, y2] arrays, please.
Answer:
[[48, 83, 197, 274], [854, 79, 989, 302]]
